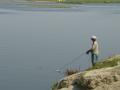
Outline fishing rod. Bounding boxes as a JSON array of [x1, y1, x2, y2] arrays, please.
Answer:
[[56, 52, 85, 73]]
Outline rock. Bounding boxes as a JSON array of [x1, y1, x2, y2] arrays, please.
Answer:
[[52, 55, 120, 90]]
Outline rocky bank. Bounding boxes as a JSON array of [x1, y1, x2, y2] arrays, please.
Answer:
[[52, 55, 120, 90]]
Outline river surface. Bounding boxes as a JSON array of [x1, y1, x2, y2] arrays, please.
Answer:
[[0, 2, 120, 90]]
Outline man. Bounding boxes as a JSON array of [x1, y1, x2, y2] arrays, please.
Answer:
[[86, 36, 99, 66]]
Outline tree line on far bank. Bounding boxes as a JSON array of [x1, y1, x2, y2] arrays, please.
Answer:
[[27, 0, 120, 4]]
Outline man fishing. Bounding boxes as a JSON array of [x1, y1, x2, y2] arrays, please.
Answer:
[[56, 36, 99, 73], [86, 36, 99, 66]]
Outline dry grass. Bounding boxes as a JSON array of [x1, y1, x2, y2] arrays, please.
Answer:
[[64, 68, 80, 76]]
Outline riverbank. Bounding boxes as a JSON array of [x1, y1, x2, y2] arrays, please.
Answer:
[[29, 0, 120, 4], [2, 0, 120, 9], [52, 55, 120, 90], [63, 0, 120, 4], [21, 0, 120, 8]]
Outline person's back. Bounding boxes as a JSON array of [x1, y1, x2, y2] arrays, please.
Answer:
[[92, 40, 99, 55]]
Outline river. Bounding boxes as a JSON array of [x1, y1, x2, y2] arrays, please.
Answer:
[[0, 2, 120, 90]]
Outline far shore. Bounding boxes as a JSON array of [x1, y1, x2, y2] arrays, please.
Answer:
[[1, 0, 120, 9], [30, 0, 120, 4]]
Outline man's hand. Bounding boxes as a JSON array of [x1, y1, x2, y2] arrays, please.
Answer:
[[86, 50, 89, 54], [86, 50, 91, 54]]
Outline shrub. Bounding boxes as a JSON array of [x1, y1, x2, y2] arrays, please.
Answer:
[[64, 68, 80, 76]]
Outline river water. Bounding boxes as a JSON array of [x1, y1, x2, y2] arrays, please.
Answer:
[[0, 2, 120, 90]]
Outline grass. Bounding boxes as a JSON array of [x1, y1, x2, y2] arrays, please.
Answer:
[[51, 82, 58, 90], [64, 0, 120, 4], [25, 0, 120, 8], [27, 0, 120, 4], [87, 56, 120, 71], [52, 55, 120, 90], [64, 68, 80, 76], [27, 0, 57, 2], [32, 4, 71, 8], [16, 0, 71, 8], [51, 68, 80, 90]]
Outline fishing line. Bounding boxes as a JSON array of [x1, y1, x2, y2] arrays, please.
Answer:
[[56, 52, 85, 73]]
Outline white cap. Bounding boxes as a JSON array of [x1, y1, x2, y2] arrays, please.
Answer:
[[91, 35, 97, 39]]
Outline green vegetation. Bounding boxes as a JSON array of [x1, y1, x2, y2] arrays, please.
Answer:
[[27, 0, 120, 4], [17, 0, 71, 8], [64, 0, 120, 4], [32, 4, 71, 8], [52, 80, 68, 90], [51, 82, 58, 90], [52, 68, 79, 90], [27, 0, 57, 1], [25, 0, 120, 8], [87, 56, 120, 71], [52, 55, 120, 90]]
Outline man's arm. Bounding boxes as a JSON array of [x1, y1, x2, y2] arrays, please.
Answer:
[[86, 49, 92, 54], [86, 42, 96, 54]]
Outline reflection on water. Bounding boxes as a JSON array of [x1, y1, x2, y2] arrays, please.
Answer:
[[0, 3, 120, 90]]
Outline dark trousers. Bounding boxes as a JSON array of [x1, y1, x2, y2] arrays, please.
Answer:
[[91, 53, 98, 66]]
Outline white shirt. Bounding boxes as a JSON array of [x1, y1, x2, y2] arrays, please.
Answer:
[[91, 41, 99, 55]]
